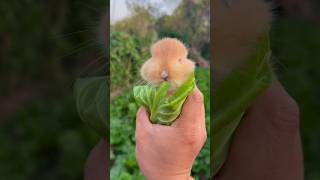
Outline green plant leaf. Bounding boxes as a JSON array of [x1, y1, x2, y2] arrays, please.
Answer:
[[133, 72, 196, 125], [74, 76, 108, 140], [212, 35, 273, 176]]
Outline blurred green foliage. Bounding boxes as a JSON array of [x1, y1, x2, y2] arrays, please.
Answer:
[[0, 0, 107, 94], [110, 31, 156, 92], [271, 17, 320, 180], [0, 95, 99, 180], [0, 0, 107, 179]]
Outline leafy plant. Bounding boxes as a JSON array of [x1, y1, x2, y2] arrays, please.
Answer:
[[133, 72, 195, 125]]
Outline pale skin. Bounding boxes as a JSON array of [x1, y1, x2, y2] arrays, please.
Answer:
[[135, 87, 207, 180], [84, 80, 303, 180]]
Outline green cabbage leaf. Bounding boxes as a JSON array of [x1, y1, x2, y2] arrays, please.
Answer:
[[133, 72, 196, 125]]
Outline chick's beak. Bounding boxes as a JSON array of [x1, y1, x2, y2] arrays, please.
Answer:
[[160, 70, 169, 81]]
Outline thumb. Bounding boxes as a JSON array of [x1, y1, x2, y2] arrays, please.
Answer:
[[172, 87, 205, 128]]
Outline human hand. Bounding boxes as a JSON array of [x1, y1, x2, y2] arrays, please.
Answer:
[[215, 80, 304, 180], [84, 139, 109, 180], [135, 88, 207, 180]]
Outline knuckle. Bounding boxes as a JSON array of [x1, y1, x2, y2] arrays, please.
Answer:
[[271, 98, 300, 132], [288, 98, 300, 117], [202, 130, 208, 142], [199, 130, 207, 147], [182, 127, 205, 147], [194, 90, 204, 103], [183, 132, 198, 146]]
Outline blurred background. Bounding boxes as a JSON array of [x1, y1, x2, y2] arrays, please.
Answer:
[[110, 0, 210, 179], [271, 0, 320, 179], [0, 1, 107, 179]]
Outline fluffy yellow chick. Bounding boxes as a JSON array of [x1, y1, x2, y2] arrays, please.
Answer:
[[140, 38, 195, 90]]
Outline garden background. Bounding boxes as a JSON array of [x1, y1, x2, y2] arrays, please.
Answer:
[[110, 1, 210, 179]]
